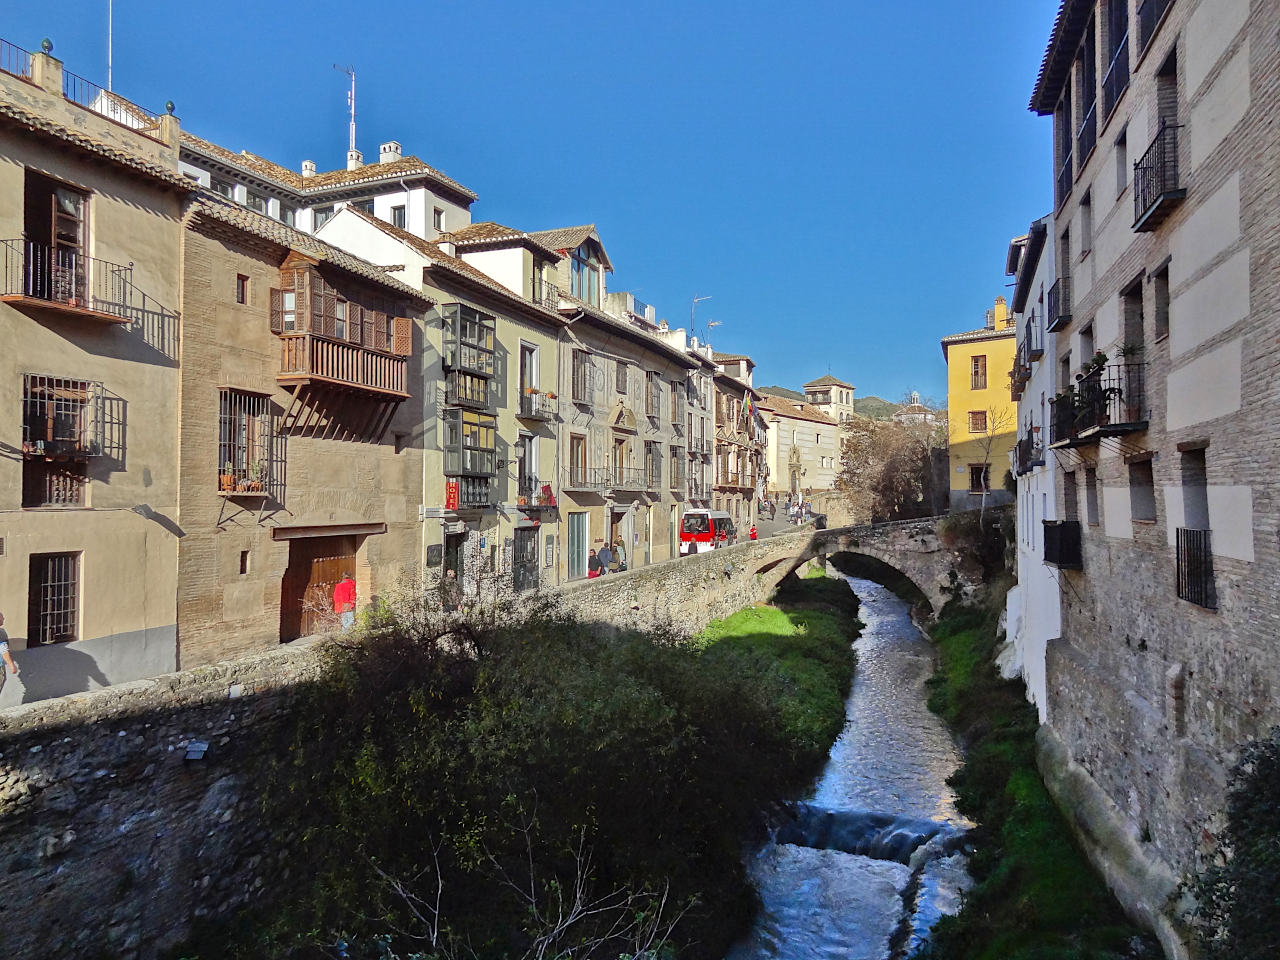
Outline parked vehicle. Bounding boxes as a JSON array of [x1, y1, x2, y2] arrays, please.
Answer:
[[680, 510, 736, 555]]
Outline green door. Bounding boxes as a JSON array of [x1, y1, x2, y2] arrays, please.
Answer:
[[567, 511, 587, 580]]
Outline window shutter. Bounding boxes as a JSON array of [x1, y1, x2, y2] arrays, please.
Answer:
[[349, 303, 363, 343], [362, 307, 375, 348], [269, 288, 283, 333], [392, 316, 413, 356], [322, 292, 338, 338]]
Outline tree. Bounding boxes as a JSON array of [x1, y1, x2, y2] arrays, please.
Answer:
[[970, 404, 1014, 521], [836, 396, 947, 524]]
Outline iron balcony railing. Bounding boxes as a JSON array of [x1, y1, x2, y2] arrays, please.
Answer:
[[1050, 362, 1147, 445], [1056, 149, 1073, 208], [23, 374, 109, 460], [1049, 395, 1076, 446], [1176, 527, 1216, 609], [1133, 122, 1185, 231], [1026, 312, 1043, 358], [1076, 101, 1098, 163], [1047, 276, 1071, 332], [565, 466, 611, 492], [455, 476, 494, 509], [516, 474, 556, 507], [0, 37, 31, 79], [517, 390, 557, 420], [1102, 34, 1130, 118], [1137, 0, 1173, 54], [62, 69, 163, 138], [610, 466, 646, 491], [687, 476, 706, 499], [1, 239, 177, 330], [532, 278, 560, 309], [279, 332, 408, 397], [1015, 433, 1045, 476], [1044, 520, 1083, 569]]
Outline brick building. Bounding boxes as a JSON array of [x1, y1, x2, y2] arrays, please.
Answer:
[[1028, 1, 1279, 954]]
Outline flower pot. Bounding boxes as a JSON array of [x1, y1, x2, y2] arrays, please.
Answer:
[[236, 480, 251, 492], [219, 475, 234, 491]]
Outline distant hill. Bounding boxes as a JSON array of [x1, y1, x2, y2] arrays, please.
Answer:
[[756, 385, 805, 402], [853, 396, 900, 420]]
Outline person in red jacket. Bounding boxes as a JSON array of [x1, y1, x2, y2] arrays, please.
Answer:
[[333, 573, 357, 633], [749, 524, 758, 541]]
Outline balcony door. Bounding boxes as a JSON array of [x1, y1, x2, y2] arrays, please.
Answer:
[[567, 512, 588, 580], [512, 527, 538, 593], [24, 172, 88, 303]]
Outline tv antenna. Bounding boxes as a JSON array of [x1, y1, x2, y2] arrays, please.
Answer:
[[107, 0, 114, 91], [691, 294, 712, 341], [334, 64, 356, 154]]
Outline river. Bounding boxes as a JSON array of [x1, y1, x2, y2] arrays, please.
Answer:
[[727, 574, 972, 960]]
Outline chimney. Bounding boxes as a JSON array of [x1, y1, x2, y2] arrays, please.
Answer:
[[379, 141, 402, 164], [301, 160, 316, 178], [438, 239, 456, 257], [346, 149, 363, 171]]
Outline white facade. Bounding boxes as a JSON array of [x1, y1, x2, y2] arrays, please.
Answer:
[[1004, 219, 1060, 722]]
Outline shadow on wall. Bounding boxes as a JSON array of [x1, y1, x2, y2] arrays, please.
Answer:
[[1, 644, 111, 706]]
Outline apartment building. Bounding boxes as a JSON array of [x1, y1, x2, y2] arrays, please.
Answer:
[[759, 393, 839, 499], [802, 374, 857, 424], [711, 354, 767, 525], [178, 132, 476, 240], [0, 41, 187, 706], [940, 297, 1017, 512], [317, 210, 567, 596], [176, 195, 429, 662], [1004, 218, 1061, 722], [1029, 1, 1278, 953], [655, 328, 717, 508]]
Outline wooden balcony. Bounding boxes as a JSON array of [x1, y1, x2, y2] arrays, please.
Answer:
[[278, 332, 408, 398]]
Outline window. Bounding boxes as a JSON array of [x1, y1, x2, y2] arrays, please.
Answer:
[[968, 411, 987, 434], [671, 380, 683, 423], [443, 408, 496, 476], [571, 244, 601, 306], [218, 389, 274, 493], [971, 355, 988, 390], [1059, 352, 1072, 389], [1121, 275, 1145, 348], [246, 192, 269, 215], [1076, 15, 1098, 161], [519, 343, 538, 394], [211, 177, 234, 199], [352, 199, 374, 214], [1115, 128, 1128, 195], [28, 552, 80, 645], [1085, 468, 1100, 525], [239, 550, 251, 576], [313, 206, 336, 229], [1080, 190, 1093, 254], [645, 372, 660, 418], [1102, 0, 1130, 117], [968, 464, 990, 493], [645, 441, 662, 488], [1064, 470, 1079, 520], [433, 207, 445, 231], [616, 361, 628, 395], [23, 374, 105, 460], [572, 350, 591, 403], [334, 300, 348, 340], [279, 204, 297, 227], [23, 462, 87, 508], [1078, 323, 1094, 370], [669, 445, 683, 488], [1129, 459, 1157, 522], [281, 290, 296, 331], [1153, 265, 1170, 340], [442, 304, 495, 377], [390, 205, 406, 229], [570, 434, 587, 486], [1181, 448, 1209, 529], [236, 274, 249, 305]]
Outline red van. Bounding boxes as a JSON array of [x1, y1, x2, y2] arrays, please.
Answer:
[[680, 510, 736, 555]]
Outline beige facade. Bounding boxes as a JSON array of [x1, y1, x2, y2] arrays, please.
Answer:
[[759, 394, 840, 499], [176, 197, 429, 665], [803, 374, 857, 424], [0, 47, 187, 706], [711, 357, 767, 527]]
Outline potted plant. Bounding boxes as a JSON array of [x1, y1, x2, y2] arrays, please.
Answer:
[[545, 392, 557, 400], [1118, 342, 1142, 360], [525, 386, 539, 395], [220, 461, 235, 491], [1088, 350, 1109, 372], [247, 461, 263, 492]]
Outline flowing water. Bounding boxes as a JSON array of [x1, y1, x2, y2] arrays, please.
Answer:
[[727, 575, 973, 960]]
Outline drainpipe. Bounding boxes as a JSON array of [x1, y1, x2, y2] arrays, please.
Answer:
[[554, 311, 583, 585]]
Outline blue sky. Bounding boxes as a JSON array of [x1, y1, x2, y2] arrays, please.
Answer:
[[6, 1, 1058, 403]]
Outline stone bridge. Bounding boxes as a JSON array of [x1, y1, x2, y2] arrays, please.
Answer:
[[557, 513, 988, 635]]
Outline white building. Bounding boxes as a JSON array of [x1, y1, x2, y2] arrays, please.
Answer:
[[1003, 218, 1060, 721]]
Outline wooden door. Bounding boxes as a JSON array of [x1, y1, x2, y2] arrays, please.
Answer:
[[280, 535, 357, 641]]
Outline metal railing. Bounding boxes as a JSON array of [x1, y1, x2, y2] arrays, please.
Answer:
[[1102, 35, 1130, 118], [22, 374, 108, 459], [61, 69, 162, 136], [1176, 528, 1215, 608], [517, 475, 556, 507], [1137, 0, 1173, 54], [1047, 276, 1071, 332], [1044, 520, 1083, 569], [455, 476, 494, 509], [517, 390, 557, 420], [610, 466, 646, 491], [565, 466, 611, 492], [1050, 362, 1146, 444], [279, 332, 408, 396], [0, 37, 31, 79], [1133, 122, 1184, 229], [1025, 312, 1043, 358], [1056, 150, 1073, 207], [1015, 433, 1044, 475], [1076, 101, 1098, 162], [532, 278, 559, 309]]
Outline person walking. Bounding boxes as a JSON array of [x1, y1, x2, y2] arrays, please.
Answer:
[[441, 568, 462, 613], [333, 573, 357, 633], [612, 540, 627, 572], [596, 543, 613, 575], [0, 611, 19, 690]]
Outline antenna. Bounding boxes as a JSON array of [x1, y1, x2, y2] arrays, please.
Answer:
[[691, 294, 712, 341], [107, 0, 113, 91], [335, 64, 356, 153]]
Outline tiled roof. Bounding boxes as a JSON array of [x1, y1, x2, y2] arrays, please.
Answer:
[[557, 292, 698, 370], [341, 207, 564, 325], [713, 352, 752, 363], [442, 221, 562, 259], [180, 131, 478, 200], [187, 192, 428, 301], [1029, 1, 1091, 115], [757, 394, 837, 426], [0, 101, 191, 189], [940, 325, 1015, 359], [803, 374, 852, 388], [528, 224, 613, 271]]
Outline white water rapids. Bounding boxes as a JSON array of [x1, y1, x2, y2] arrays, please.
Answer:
[[726, 575, 973, 960]]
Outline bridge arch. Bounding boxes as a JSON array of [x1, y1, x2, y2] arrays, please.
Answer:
[[822, 550, 933, 615]]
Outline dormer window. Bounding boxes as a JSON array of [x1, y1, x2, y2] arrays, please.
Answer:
[[571, 245, 601, 307]]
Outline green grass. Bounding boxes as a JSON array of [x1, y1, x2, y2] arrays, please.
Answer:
[[918, 604, 1159, 960]]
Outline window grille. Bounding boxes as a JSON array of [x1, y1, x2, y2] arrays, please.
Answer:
[[23, 462, 87, 508], [646, 372, 660, 417], [28, 552, 80, 645], [218, 389, 278, 494], [572, 351, 591, 403], [22, 374, 107, 459]]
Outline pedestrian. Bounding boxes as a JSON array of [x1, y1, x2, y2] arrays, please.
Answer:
[[587, 549, 602, 579], [597, 542, 614, 574], [769, 501, 776, 521], [441, 568, 462, 612], [749, 524, 758, 541], [0, 611, 19, 689], [333, 573, 357, 633], [612, 540, 627, 572]]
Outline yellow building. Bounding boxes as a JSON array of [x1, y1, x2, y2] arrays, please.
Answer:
[[941, 296, 1017, 512]]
